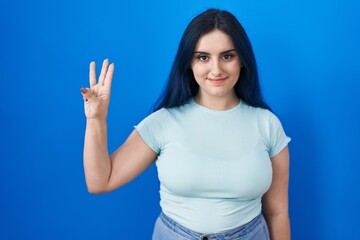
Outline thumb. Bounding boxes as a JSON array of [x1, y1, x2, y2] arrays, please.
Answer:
[[80, 88, 93, 102]]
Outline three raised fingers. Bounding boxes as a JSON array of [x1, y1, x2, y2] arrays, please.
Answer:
[[88, 59, 114, 88]]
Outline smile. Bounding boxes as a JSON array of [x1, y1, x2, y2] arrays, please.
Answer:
[[207, 77, 228, 84]]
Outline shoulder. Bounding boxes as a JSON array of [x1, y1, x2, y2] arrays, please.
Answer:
[[159, 99, 194, 119], [139, 102, 191, 127], [136, 108, 171, 130], [241, 101, 274, 121], [147, 108, 171, 120], [240, 101, 285, 133]]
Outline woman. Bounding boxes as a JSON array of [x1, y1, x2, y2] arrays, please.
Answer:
[[80, 9, 291, 240]]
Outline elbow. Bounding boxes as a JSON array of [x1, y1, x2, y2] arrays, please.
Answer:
[[87, 189, 106, 194], [86, 185, 109, 194]]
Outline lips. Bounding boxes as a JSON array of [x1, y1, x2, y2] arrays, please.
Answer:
[[207, 77, 227, 85]]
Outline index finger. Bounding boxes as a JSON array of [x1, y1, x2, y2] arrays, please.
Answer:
[[89, 61, 96, 87], [104, 63, 114, 90]]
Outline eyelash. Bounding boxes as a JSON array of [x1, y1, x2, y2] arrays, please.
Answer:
[[197, 55, 209, 61], [223, 54, 234, 61]]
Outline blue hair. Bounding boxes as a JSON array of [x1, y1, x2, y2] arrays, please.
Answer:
[[153, 9, 271, 111]]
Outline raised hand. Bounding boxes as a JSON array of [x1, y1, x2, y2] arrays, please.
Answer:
[[80, 59, 114, 120]]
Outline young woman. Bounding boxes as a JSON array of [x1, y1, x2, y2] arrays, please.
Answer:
[[80, 9, 291, 240]]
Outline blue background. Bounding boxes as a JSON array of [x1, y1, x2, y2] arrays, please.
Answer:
[[1, 0, 359, 239]]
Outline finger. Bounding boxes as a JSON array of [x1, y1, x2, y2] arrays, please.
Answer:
[[89, 61, 96, 87], [104, 63, 114, 90], [80, 87, 87, 95], [80, 88, 89, 102], [80, 88, 93, 102], [99, 59, 109, 86]]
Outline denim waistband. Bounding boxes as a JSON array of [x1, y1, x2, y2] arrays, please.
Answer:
[[159, 212, 265, 240]]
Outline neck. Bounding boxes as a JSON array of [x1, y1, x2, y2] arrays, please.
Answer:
[[194, 93, 240, 111]]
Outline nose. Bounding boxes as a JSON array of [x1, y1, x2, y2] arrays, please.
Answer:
[[210, 59, 222, 77]]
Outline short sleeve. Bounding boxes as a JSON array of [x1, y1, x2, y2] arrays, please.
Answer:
[[267, 113, 291, 158], [134, 109, 168, 154]]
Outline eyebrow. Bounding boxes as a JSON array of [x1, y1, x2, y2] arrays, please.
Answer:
[[193, 49, 237, 55]]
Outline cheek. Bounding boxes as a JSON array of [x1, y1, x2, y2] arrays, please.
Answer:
[[226, 62, 241, 77], [192, 64, 207, 78], [235, 67, 241, 78]]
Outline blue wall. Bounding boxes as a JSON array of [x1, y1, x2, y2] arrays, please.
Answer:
[[1, 0, 359, 239]]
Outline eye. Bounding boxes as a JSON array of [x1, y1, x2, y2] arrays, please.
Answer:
[[197, 55, 209, 62], [222, 53, 234, 61]]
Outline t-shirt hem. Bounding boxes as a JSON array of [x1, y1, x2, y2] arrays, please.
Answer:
[[269, 137, 291, 158], [134, 126, 160, 154]]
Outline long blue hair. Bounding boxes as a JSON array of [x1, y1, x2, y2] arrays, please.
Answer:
[[153, 9, 271, 111]]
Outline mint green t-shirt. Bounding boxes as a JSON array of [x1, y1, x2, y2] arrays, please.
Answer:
[[135, 99, 290, 234]]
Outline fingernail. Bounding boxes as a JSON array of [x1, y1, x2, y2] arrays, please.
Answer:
[[80, 88, 87, 94]]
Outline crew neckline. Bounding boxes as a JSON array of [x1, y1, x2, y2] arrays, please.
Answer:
[[190, 98, 242, 114]]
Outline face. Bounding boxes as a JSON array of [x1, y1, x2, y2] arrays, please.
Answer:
[[191, 29, 241, 102]]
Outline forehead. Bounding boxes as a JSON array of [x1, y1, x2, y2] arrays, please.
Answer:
[[194, 29, 235, 52]]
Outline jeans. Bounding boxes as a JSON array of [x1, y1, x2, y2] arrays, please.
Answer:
[[152, 212, 270, 240]]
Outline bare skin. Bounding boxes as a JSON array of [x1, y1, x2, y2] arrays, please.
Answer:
[[265, 147, 291, 240], [80, 59, 157, 194]]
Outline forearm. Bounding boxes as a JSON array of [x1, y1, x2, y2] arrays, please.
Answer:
[[83, 119, 111, 193], [265, 213, 290, 240]]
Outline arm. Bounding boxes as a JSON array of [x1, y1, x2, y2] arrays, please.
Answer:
[[81, 59, 157, 194], [262, 146, 291, 240], [83, 118, 111, 193], [84, 124, 157, 194]]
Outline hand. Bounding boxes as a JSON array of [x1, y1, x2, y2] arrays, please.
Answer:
[[80, 59, 114, 120]]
